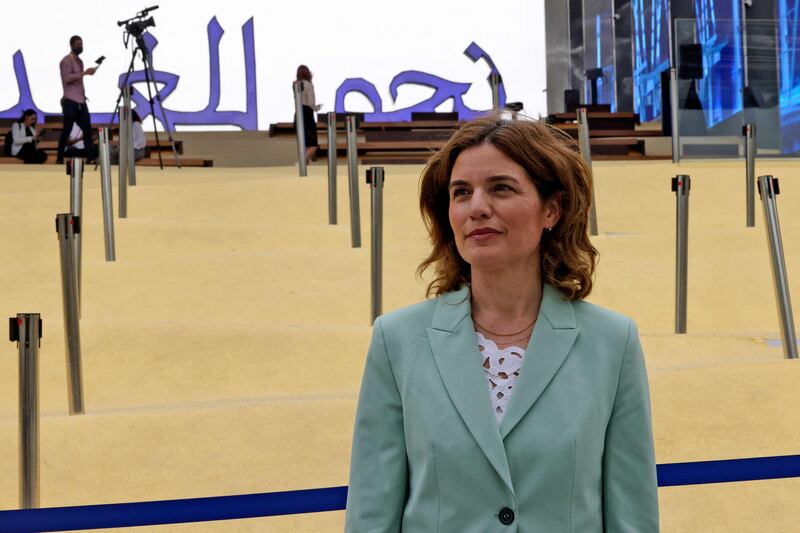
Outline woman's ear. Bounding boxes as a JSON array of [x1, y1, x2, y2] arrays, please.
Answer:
[[544, 194, 562, 228]]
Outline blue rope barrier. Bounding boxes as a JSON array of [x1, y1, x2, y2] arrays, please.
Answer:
[[656, 454, 800, 487], [0, 486, 348, 533], [1, 455, 799, 532]]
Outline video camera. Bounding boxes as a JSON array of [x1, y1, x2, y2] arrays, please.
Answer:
[[117, 5, 158, 38]]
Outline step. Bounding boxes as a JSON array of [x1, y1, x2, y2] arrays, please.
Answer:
[[0, 320, 371, 415]]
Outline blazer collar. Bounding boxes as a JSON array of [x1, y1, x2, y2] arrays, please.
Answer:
[[427, 284, 579, 489], [499, 285, 578, 438], [427, 285, 513, 490]]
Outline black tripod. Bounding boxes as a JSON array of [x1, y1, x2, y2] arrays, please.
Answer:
[[110, 31, 181, 169]]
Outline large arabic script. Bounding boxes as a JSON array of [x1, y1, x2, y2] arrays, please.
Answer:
[[334, 41, 506, 121], [0, 17, 258, 130]]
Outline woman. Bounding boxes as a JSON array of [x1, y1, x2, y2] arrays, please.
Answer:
[[10, 109, 48, 164], [130, 110, 147, 160], [345, 113, 659, 531], [294, 65, 321, 164]]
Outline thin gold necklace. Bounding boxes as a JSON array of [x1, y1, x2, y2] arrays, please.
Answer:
[[472, 315, 536, 337], [488, 333, 531, 349]]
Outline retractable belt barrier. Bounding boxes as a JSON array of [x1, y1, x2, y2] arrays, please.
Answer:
[[67, 159, 83, 315], [293, 80, 308, 177], [55, 213, 84, 415], [125, 99, 137, 187], [119, 86, 131, 218], [366, 167, 384, 323], [757, 176, 798, 359], [327, 112, 338, 225], [345, 115, 361, 248], [670, 67, 680, 163], [743, 124, 756, 228], [576, 108, 598, 236], [2, 455, 800, 532], [8, 314, 43, 510], [672, 175, 690, 334], [489, 72, 502, 110], [97, 128, 116, 261]]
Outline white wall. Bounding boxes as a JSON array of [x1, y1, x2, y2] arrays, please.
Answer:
[[1, 0, 547, 130]]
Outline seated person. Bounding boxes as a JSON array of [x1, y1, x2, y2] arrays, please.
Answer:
[[111, 110, 147, 164], [9, 109, 48, 164], [64, 123, 86, 157], [63, 122, 101, 161]]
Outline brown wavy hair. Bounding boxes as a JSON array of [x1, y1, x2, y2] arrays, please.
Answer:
[[296, 65, 312, 82], [418, 112, 598, 300]]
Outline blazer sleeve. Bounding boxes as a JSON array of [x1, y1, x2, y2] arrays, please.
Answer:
[[345, 316, 408, 533], [602, 319, 660, 532], [308, 83, 318, 110], [12, 123, 33, 145]]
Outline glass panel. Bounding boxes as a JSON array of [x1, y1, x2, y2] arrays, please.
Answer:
[[632, 0, 671, 122], [673, 15, 790, 158], [778, 0, 800, 153], [582, 1, 617, 110]]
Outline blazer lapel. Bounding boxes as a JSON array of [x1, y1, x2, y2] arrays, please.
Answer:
[[499, 284, 579, 439], [426, 287, 514, 491]]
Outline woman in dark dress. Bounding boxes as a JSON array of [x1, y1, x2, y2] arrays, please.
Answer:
[[295, 65, 322, 164]]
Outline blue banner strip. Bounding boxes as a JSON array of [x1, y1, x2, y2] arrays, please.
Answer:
[[1, 455, 799, 532]]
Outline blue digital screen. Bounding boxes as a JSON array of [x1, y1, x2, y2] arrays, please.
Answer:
[[692, 0, 743, 128], [583, 0, 616, 110], [778, 0, 800, 153], [632, 0, 670, 122]]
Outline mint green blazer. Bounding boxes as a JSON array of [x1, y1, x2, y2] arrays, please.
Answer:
[[345, 284, 659, 532]]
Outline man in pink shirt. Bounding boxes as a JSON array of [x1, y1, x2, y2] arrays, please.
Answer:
[[56, 35, 97, 164]]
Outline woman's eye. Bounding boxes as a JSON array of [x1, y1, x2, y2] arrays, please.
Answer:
[[493, 184, 513, 192], [452, 188, 468, 197]]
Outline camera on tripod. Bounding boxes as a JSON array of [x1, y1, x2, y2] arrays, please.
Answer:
[[125, 17, 155, 37], [117, 5, 158, 39], [112, 3, 180, 169]]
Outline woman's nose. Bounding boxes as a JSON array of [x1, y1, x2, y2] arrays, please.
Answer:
[[468, 190, 492, 219]]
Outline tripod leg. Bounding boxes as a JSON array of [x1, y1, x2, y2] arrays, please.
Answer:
[[141, 50, 181, 169], [111, 50, 140, 137], [140, 52, 164, 170]]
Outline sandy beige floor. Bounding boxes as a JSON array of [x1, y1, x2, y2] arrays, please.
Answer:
[[1, 158, 799, 532]]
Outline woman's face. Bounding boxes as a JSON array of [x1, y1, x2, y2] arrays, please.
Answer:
[[23, 114, 36, 127], [448, 142, 560, 272]]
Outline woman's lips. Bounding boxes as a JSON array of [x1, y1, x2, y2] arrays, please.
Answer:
[[468, 229, 501, 240]]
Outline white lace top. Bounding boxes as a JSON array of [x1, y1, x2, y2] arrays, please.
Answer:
[[475, 331, 526, 424]]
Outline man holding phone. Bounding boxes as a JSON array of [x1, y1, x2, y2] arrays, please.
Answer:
[[57, 35, 98, 163]]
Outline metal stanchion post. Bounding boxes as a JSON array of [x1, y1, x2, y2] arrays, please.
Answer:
[[670, 68, 680, 163], [346, 115, 362, 248], [490, 73, 502, 110], [56, 213, 84, 414], [327, 112, 338, 225], [69, 158, 83, 315], [672, 175, 691, 334], [9, 313, 42, 509], [366, 167, 384, 323], [744, 123, 756, 228], [119, 87, 130, 218], [293, 81, 308, 177], [126, 101, 137, 187], [757, 176, 798, 359], [577, 108, 599, 236], [98, 128, 116, 261]]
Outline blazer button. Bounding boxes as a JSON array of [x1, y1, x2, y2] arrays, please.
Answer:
[[498, 507, 515, 525]]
